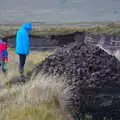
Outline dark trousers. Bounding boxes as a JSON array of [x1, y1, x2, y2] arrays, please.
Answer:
[[19, 54, 26, 74]]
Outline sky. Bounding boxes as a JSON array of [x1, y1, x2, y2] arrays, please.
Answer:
[[0, 0, 120, 23]]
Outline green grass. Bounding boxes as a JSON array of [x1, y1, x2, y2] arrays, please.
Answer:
[[1, 22, 120, 38]]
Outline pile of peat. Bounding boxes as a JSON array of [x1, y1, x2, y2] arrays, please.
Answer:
[[33, 38, 120, 120]]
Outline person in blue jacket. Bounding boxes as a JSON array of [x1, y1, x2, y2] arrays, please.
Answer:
[[16, 22, 32, 82]]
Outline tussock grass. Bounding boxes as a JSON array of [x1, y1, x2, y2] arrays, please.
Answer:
[[16, 73, 64, 105], [0, 73, 65, 120], [0, 50, 66, 120], [7, 104, 64, 120]]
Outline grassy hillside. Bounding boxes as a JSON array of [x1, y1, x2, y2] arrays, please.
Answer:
[[1, 22, 120, 38]]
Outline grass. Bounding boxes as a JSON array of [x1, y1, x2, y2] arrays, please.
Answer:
[[1, 22, 120, 120], [1, 22, 120, 38], [0, 49, 68, 120], [25, 50, 55, 73], [4, 49, 54, 85], [7, 103, 64, 120]]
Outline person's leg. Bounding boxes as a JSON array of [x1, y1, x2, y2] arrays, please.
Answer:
[[2, 60, 7, 74], [19, 54, 27, 73], [19, 54, 26, 81], [0, 60, 2, 72]]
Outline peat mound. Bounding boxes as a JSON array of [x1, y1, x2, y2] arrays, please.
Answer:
[[32, 38, 120, 119]]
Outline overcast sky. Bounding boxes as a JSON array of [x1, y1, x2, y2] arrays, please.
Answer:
[[0, 0, 120, 23]]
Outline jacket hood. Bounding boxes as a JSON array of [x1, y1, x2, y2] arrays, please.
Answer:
[[21, 22, 32, 30]]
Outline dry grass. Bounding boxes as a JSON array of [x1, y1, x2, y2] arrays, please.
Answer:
[[1, 22, 120, 38], [0, 73, 65, 120], [0, 50, 67, 120], [7, 103, 64, 120], [25, 50, 55, 73]]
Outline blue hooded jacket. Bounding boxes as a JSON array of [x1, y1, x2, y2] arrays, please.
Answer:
[[16, 22, 32, 55]]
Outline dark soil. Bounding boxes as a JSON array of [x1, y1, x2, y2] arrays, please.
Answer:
[[30, 35, 120, 120]]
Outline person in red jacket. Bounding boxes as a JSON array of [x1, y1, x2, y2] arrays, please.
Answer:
[[0, 37, 8, 73]]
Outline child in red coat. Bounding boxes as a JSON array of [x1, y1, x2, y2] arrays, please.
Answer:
[[0, 37, 8, 73]]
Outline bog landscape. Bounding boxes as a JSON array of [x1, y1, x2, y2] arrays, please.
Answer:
[[0, 22, 120, 120]]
